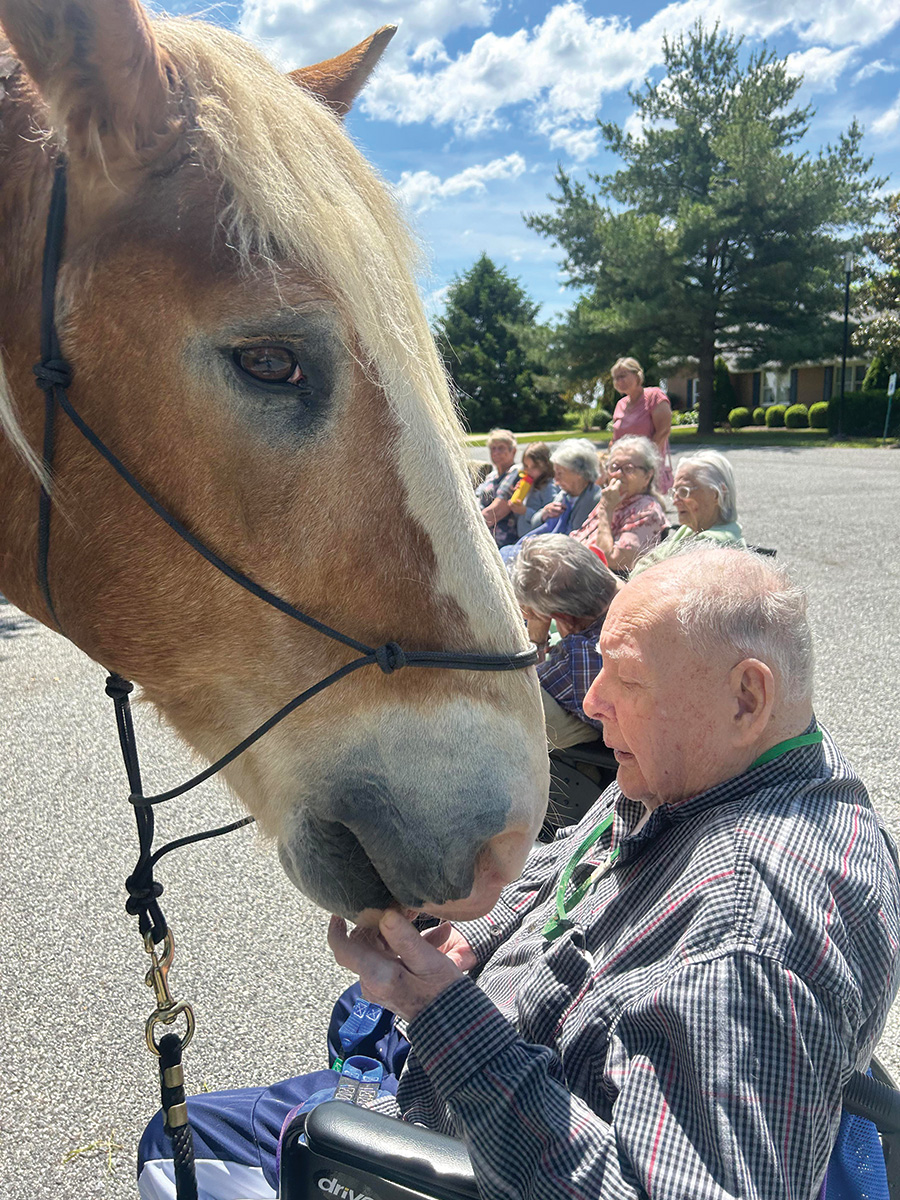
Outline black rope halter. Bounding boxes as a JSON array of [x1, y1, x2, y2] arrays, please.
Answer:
[[32, 154, 537, 940]]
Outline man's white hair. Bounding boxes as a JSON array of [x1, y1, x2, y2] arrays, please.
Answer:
[[642, 543, 814, 704]]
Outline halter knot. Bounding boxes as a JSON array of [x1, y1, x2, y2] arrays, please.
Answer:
[[32, 359, 73, 391], [375, 641, 407, 675], [105, 674, 134, 701], [124, 874, 164, 915]]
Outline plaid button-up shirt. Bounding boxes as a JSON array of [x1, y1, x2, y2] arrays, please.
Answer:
[[536, 615, 605, 731], [383, 727, 900, 1200]]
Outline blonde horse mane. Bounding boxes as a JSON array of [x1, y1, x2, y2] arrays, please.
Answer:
[[0, 17, 464, 474]]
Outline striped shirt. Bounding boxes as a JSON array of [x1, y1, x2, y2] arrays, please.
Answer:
[[384, 727, 900, 1200]]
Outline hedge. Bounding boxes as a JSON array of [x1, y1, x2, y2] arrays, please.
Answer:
[[728, 406, 752, 428], [785, 404, 809, 429], [752, 407, 765, 425], [765, 405, 787, 428], [828, 390, 900, 437]]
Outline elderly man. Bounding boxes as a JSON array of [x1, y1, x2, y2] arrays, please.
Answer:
[[510, 535, 618, 749], [139, 546, 900, 1200]]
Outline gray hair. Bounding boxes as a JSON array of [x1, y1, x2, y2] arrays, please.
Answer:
[[511, 535, 618, 619], [608, 435, 661, 496], [550, 438, 600, 484], [642, 543, 814, 704], [485, 427, 517, 450], [675, 450, 738, 523]]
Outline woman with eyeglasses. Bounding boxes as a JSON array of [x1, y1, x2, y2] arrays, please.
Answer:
[[631, 451, 745, 575], [571, 435, 667, 575], [610, 357, 673, 492]]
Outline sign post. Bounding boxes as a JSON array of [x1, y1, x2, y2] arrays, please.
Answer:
[[884, 373, 897, 444]]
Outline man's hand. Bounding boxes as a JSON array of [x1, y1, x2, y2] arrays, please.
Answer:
[[328, 912, 474, 1023]]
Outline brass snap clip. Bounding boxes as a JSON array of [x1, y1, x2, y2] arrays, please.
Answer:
[[143, 929, 195, 1056]]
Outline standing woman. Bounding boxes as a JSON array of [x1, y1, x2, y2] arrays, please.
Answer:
[[610, 357, 673, 493]]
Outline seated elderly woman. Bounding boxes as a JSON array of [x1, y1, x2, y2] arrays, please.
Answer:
[[476, 428, 522, 548], [631, 449, 746, 575], [510, 535, 618, 749], [570, 434, 668, 575], [531, 438, 602, 535]]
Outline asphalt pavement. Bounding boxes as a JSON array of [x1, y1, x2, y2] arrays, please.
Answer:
[[2, 444, 899, 1198]]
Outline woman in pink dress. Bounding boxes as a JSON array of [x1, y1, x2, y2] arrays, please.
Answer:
[[610, 357, 673, 492]]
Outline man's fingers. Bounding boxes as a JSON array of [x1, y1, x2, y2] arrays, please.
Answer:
[[378, 910, 450, 976]]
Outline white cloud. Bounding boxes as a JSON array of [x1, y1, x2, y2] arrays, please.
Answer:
[[394, 152, 527, 212], [854, 58, 899, 84], [785, 46, 856, 91], [873, 93, 900, 137]]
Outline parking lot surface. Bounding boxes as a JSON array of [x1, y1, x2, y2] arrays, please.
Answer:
[[1, 444, 898, 1198]]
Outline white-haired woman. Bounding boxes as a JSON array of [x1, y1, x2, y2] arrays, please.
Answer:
[[573, 435, 667, 575], [631, 451, 745, 575], [511, 536, 618, 748], [532, 439, 603, 534], [611, 356, 673, 492], [476, 428, 521, 547]]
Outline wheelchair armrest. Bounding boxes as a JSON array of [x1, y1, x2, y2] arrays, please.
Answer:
[[280, 1100, 480, 1200]]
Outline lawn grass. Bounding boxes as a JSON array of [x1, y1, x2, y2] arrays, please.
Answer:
[[463, 427, 887, 449]]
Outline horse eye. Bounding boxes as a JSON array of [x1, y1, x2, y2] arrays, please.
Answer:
[[235, 345, 305, 385]]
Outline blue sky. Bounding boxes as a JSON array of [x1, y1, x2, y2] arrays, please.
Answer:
[[162, 0, 900, 322]]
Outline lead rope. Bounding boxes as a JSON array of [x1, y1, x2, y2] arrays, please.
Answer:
[[31, 155, 537, 1200]]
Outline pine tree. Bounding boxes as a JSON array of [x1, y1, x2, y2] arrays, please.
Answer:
[[434, 254, 563, 432], [526, 22, 884, 433]]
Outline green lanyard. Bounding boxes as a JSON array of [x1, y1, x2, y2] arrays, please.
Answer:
[[748, 730, 823, 770], [540, 731, 822, 944], [543, 812, 619, 942]]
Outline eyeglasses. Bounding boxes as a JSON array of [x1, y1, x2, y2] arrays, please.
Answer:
[[608, 462, 647, 475], [672, 484, 697, 499]]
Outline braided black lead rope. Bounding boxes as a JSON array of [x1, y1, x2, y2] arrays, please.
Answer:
[[157, 1034, 198, 1200]]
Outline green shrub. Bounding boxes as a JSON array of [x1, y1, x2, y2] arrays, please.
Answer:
[[673, 410, 698, 426], [752, 407, 765, 425], [808, 401, 829, 430], [785, 404, 809, 429], [593, 407, 613, 431], [829, 389, 900, 437], [728, 406, 752, 428], [765, 405, 787, 428]]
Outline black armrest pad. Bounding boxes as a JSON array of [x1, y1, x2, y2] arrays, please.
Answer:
[[286, 1101, 480, 1200]]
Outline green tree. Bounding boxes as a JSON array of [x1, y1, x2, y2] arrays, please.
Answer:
[[434, 254, 563, 432], [526, 23, 884, 434], [857, 192, 900, 374]]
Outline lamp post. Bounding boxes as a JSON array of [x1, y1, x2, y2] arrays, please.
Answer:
[[838, 251, 853, 439]]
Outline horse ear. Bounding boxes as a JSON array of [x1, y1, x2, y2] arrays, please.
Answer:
[[289, 25, 396, 118], [0, 0, 175, 169]]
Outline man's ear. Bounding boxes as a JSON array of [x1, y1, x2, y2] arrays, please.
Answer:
[[288, 26, 396, 118], [729, 658, 776, 744], [0, 0, 178, 173]]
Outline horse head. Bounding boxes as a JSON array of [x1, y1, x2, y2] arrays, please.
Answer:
[[0, 0, 549, 922]]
